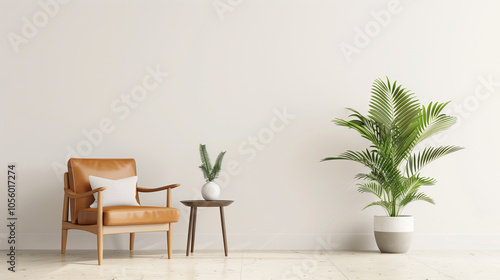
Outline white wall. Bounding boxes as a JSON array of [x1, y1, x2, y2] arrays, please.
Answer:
[[1, 0, 500, 251]]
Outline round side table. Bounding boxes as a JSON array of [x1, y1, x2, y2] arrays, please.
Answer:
[[181, 200, 234, 256]]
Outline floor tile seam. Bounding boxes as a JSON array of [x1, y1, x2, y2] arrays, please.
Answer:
[[322, 250, 350, 280], [406, 254, 458, 280], [470, 250, 500, 260]]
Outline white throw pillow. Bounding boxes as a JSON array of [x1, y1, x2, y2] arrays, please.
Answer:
[[89, 175, 140, 208]]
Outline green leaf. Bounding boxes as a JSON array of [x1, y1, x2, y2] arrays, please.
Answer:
[[357, 182, 386, 200], [400, 192, 435, 208], [405, 145, 464, 176], [363, 201, 392, 216], [211, 151, 226, 181], [199, 144, 212, 176], [413, 102, 458, 145], [199, 165, 210, 181]]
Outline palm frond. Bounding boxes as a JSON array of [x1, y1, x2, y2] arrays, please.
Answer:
[[405, 145, 464, 176], [357, 182, 386, 200], [199, 165, 210, 180], [362, 201, 392, 216], [400, 192, 435, 208], [394, 175, 433, 202], [322, 150, 373, 167], [413, 102, 457, 145], [368, 77, 395, 128], [211, 151, 226, 181], [199, 144, 212, 175], [332, 118, 379, 146], [354, 173, 378, 181]]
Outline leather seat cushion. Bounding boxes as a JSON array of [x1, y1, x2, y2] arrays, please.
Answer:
[[78, 206, 180, 226]]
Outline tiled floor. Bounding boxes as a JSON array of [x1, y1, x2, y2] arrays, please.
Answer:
[[2, 250, 499, 280]]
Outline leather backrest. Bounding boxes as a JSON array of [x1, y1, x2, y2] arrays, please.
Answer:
[[67, 158, 137, 224]]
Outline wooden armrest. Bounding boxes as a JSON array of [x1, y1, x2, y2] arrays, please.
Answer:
[[64, 187, 107, 199], [137, 184, 180, 208], [137, 184, 180, 193]]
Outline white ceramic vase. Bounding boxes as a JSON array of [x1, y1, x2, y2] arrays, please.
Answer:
[[201, 181, 220, 201], [374, 215, 414, 253]]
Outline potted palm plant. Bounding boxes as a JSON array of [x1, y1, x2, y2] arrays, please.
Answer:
[[322, 78, 463, 253], [199, 144, 226, 201]]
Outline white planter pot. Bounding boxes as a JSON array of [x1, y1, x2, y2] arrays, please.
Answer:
[[201, 181, 220, 201], [374, 215, 414, 253]]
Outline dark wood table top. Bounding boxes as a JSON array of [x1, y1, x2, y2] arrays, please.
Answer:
[[181, 200, 234, 207]]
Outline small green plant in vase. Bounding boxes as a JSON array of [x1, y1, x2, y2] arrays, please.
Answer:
[[199, 144, 226, 200]]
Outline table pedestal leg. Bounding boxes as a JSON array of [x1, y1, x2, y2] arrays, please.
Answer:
[[220, 206, 228, 256], [191, 207, 197, 253], [186, 207, 194, 256]]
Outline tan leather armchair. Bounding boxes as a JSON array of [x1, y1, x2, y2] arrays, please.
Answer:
[[61, 158, 180, 265]]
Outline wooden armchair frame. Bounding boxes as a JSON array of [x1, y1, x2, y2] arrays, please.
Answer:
[[61, 172, 180, 265]]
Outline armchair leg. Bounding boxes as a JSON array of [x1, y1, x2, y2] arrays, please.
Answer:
[[61, 229, 68, 254], [167, 223, 172, 259], [97, 191, 104, 265], [130, 233, 135, 251], [97, 232, 103, 265]]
